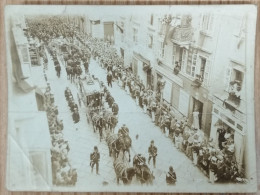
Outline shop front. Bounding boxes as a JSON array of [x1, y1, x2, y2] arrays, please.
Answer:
[[210, 99, 246, 172]]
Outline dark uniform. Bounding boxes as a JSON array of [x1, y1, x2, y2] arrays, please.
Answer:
[[148, 140, 157, 168], [166, 166, 177, 185], [107, 73, 113, 87], [133, 154, 146, 174], [112, 102, 119, 115], [72, 110, 80, 123], [118, 125, 129, 137], [90, 146, 100, 174]]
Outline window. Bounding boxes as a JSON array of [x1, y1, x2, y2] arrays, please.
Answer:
[[181, 48, 187, 71], [133, 28, 138, 43], [186, 53, 197, 77], [160, 42, 165, 58], [201, 14, 214, 34], [150, 14, 154, 26], [148, 35, 153, 48], [199, 57, 206, 78], [158, 18, 163, 35], [225, 67, 244, 92], [191, 53, 198, 77], [202, 60, 210, 86], [172, 44, 177, 68]]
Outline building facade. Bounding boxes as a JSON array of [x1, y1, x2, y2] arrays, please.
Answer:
[[112, 9, 255, 177], [6, 16, 53, 190]]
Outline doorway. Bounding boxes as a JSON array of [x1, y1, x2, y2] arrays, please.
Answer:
[[192, 97, 203, 129], [120, 48, 124, 58], [147, 69, 152, 89]]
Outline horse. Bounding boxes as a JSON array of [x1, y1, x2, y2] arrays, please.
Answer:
[[113, 151, 136, 185], [106, 132, 118, 158], [108, 115, 118, 133], [91, 112, 103, 133], [134, 163, 155, 185], [114, 135, 132, 162], [103, 111, 118, 133]]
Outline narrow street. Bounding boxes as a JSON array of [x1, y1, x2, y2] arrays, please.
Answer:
[[44, 46, 210, 189], [88, 58, 210, 186]]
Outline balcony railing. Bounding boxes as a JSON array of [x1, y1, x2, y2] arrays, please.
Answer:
[[213, 94, 246, 124]]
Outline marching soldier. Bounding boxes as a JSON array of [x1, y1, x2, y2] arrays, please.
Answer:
[[118, 124, 129, 137], [107, 71, 113, 87], [112, 102, 119, 115], [166, 166, 177, 185], [148, 140, 157, 168], [72, 108, 80, 123], [90, 146, 100, 175], [55, 64, 61, 78]]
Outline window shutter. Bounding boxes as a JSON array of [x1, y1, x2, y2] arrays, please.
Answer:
[[209, 14, 214, 33], [224, 66, 232, 91], [203, 59, 210, 87]]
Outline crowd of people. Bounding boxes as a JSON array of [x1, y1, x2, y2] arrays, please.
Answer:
[[24, 15, 246, 184], [44, 84, 77, 186], [25, 18, 79, 186], [86, 37, 246, 183]]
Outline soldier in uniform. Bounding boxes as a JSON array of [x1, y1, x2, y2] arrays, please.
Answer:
[[118, 124, 129, 137], [148, 140, 157, 168], [72, 108, 80, 123], [55, 64, 61, 78], [107, 71, 113, 87], [166, 166, 177, 185], [133, 154, 146, 174], [90, 146, 100, 175], [112, 102, 119, 116]]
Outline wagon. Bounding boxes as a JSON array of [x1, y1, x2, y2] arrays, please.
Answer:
[[78, 74, 104, 125]]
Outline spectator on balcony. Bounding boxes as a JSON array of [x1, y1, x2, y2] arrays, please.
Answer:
[[174, 61, 181, 75], [229, 80, 241, 98]]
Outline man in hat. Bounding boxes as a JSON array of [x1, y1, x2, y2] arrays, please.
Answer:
[[166, 166, 177, 185], [148, 140, 157, 168], [72, 108, 80, 123], [90, 146, 100, 175], [107, 71, 113, 87], [133, 153, 146, 174], [112, 102, 119, 116], [118, 124, 129, 137]]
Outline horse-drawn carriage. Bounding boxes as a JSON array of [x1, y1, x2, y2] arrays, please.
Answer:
[[79, 74, 104, 125]]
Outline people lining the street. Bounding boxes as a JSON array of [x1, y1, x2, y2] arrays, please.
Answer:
[[166, 166, 177, 185], [45, 85, 77, 186], [25, 15, 246, 184]]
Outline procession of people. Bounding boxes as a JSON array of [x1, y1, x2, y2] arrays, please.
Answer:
[[23, 15, 246, 186]]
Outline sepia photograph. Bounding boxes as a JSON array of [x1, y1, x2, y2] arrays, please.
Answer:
[[4, 5, 258, 193]]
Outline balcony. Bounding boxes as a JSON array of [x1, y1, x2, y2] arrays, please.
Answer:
[[191, 74, 203, 88], [171, 26, 193, 45], [173, 62, 181, 75], [223, 80, 242, 111]]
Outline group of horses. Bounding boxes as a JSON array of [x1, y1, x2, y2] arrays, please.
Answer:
[[106, 131, 155, 185], [89, 109, 118, 141]]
